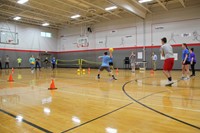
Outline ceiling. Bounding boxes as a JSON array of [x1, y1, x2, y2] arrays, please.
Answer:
[[0, 0, 199, 29]]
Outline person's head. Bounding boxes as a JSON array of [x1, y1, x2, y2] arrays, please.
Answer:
[[161, 37, 167, 45], [190, 48, 194, 53], [104, 52, 108, 55], [152, 52, 155, 55], [31, 55, 34, 58], [53, 57, 55, 59], [6, 55, 8, 57], [182, 43, 188, 49]]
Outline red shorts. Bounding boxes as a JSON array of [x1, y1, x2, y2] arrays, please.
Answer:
[[163, 58, 174, 71]]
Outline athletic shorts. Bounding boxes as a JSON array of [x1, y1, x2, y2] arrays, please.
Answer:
[[163, 58, 174, 71], [99, 66, 111, 72], [182, 60, 190, 65], [109, 62, 113, 66]]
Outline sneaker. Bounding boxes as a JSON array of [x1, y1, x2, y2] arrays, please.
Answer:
[[165, 81, 173, 86], [183, 77, 190, 80], [97, 76, 100, 79], [181, 77, 185, 80], [112, 76, 117, 80]]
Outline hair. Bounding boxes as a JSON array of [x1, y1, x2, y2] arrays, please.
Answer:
[[161, 37, 167, 43], [190, 48, 194, 52], [182, 43, 188, 49], [104, 52, 108, 55]]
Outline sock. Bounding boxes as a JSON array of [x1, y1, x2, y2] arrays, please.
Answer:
[[168, 77, 172, 81]]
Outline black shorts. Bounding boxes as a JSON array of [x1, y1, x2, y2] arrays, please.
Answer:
[[99, 66, 111, 72], [183, 60, 190, 65], [109, 62, 113, 66]]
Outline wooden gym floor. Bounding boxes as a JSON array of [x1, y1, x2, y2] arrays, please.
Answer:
[[0, 68, 199, 133]]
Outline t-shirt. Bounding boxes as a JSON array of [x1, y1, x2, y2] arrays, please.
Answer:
[[5, 57, 9, 62], [152, 55, 157, 61], [29, 57, 35, 64], [160, 43, 174, 59], [51, 58, 56, 64], [17, 58, 22, 63], [129, 54, 136, 63], [109, 58, 113, 63], [182, 49, 190, 61], [190, 52, 196, 63], [99, 55, 110, 67]]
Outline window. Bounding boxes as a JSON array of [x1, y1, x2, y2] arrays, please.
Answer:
[[41, 32, 52, 38]]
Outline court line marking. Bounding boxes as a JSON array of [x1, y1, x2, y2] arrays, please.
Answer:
[[122, 80, 200, 130], [0, 108, 53, 133], [60, 88, 167, 133]]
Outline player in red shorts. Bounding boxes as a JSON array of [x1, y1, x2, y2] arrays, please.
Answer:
[[160, 37, 174, 86]]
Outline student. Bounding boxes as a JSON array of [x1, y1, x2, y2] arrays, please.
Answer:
[[5, 55, 9, 69], [0, 58, 2, 69], [97, 51, 117, 80], [17, 57, 22, 68], [160, 37, 174, 85], [35, 56, 41, 71], [44, 57, 49, 68], [51, 57, 56, 70], [29, 55, 35, 72], [182, 43, 190, 80], [152, 52, 157, 70], [190, 48, 196, 77], [109, 57, 114, 71], [129, 52, 136, 73]]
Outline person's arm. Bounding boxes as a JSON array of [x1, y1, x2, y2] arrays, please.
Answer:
[[109, 52, 113, 58], [98, 56, 103, 59], [191, 54, 194, 64]]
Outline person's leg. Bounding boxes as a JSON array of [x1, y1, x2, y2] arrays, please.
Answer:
[[97, 67, 103, 79], [185, 64, 190, 78], [154, 61, 156, 70], [193, 63, 196, 76], [182, 64, 185, 78], [107, 67, 117, 80], [8, 63, 9, 69]]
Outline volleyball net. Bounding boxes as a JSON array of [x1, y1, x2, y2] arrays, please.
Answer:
[[56, 59, 101, 69]]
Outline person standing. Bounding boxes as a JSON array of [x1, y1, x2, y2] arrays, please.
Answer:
[[51, 57, 56, 70], [97, 51, 117, 80], [0, 58, 2, 69], [160, 37, 174, 86], [5, 55, 9, 69], [17, 57, 22, 68], [44, 57, 49, 68], [29, 55, 35, 73], [35, 56, 41, 71], [152, 52, 157, 71], [181, 43, 190, 80], [129, 52, 136, 73], [190, 48, 196, 77]]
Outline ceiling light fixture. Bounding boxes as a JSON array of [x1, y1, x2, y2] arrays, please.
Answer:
[[70, 14, 81, 19], [105, 6, 117, 11], [138, 0, 153, 3], [42, 23, 49, 26], [17, 0, 29, 4], [13, 16, 21, 20]]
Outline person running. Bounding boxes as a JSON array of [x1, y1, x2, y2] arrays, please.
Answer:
[[160, 37, 174, 86], [129, 52, 136, 73], [181, 43, 190, 80], [190, 48, 196, 77], [35, 56, 41, 71], [17, 57, 22, 68], [109, 57, 114, 71], [5, 55, 9, 69], [97, 51, 117, 80], [152, 52, 157, 71], [51, 57, 56, 70], [29, 55, 35, 73]]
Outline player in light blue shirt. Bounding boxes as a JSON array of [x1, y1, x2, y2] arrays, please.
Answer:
[[97, 52, 117, 80]]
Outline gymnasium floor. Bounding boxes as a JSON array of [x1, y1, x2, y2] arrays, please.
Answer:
[[0, 68, 199, 133]]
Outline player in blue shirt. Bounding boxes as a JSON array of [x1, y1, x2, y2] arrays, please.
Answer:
[[97, 52, 117, 80], [51, 57, 56, 70], [182, 43, 190, 80]]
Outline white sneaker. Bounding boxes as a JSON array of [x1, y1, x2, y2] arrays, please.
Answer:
[[166, 81, 173, 86], [183, 77, 190, 80]]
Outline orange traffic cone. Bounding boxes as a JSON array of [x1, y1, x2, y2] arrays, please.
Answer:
[[48, 79, 57, 90], [88, 68, 91, 73], [150, 69, 154, 75], [8, 74, 14, 82], [116, 68, 119, 73]]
